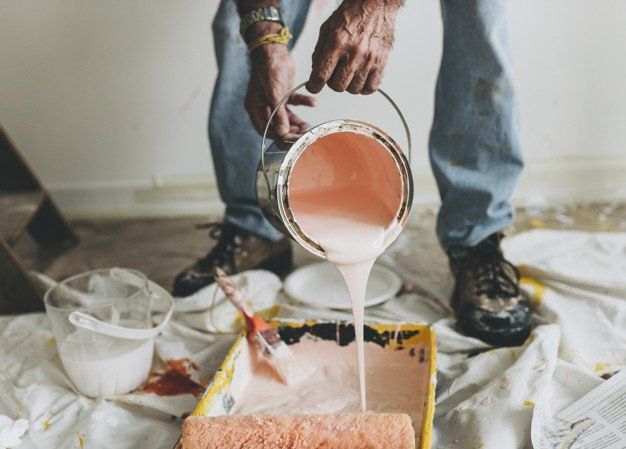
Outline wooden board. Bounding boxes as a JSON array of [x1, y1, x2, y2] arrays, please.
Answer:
[[0, 238, 43, 313], [0, 126, 41, 192], [0, 124, 77, 314], [0, 191, 46, 246]]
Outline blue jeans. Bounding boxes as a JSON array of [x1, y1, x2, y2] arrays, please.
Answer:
[[210, 0, 523, 250]]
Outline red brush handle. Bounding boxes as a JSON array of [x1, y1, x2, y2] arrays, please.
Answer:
[[246, 314, 272, 334], [212, 267, 272, 337]]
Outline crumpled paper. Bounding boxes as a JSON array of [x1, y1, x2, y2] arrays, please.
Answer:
[[0, 416, 28, 449]]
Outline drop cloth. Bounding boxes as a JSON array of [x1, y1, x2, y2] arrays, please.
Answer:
[[0, 230, 623, 449]]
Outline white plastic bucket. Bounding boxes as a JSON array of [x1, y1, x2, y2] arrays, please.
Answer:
[[44, 268, 174, 397]]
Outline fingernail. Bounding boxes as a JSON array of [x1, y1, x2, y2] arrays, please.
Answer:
[[277, 125, 289, 137], [306, 82, 319, 94]]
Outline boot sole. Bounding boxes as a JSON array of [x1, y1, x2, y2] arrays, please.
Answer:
[[459, 320, 532, 347]]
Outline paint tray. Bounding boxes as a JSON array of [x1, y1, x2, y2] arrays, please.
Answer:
[[186, 320, 436, 449]]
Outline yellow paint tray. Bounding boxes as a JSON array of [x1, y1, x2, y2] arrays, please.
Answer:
[[187, 320, 436, 449]]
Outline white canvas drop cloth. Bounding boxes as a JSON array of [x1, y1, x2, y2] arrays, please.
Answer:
[[0, 230, 624, 449]]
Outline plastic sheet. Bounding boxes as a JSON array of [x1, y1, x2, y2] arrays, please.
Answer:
[[0, 230, 624, 448]]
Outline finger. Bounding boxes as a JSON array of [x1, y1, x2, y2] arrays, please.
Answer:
[[284, 128, 305, 141], [287, 93, 317, 107], [307, 38, 341, 93], [282, 107, 311, 140], [289, 118, 310, 132], [260, 106, 281, 140], [266, 83, 294, 137], [306, 29, 330, 93], [263, 106, 289, 141], [347, 62, 371, 95], [362, 68, 384, 95], [284, 120, 304, 139], [244, 92, 264, 135], [287, 109, 310, 131], [309, 27, 326, 68], [284, 133, 302, 141], [328, 54, 362, 93], [326, 59, 349, 92], [247, 104, 267, 135], [272, 104, 290, 137], [284, 120, 310, 139]]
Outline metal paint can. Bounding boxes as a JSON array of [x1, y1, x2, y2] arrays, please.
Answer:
[[256, 82, 413, 259]]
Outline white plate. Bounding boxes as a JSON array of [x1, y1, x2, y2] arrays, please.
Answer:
[[284, 262, 402, 310]]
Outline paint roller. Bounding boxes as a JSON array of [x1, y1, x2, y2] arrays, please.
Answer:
[[180, 413, 416, 449]]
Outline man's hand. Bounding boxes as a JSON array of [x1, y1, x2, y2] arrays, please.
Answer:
[[307, 0, 402, 95], [244, 23, 315, 140]]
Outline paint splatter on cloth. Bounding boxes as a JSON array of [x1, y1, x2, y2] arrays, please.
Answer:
[[0, 230, 624, 448]]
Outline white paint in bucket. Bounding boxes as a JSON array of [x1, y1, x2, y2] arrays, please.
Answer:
[[59, 330, 154, 397]]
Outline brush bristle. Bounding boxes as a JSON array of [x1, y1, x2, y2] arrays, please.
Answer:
[[254, 330, 310, 385], [258, 328, 282, 348]]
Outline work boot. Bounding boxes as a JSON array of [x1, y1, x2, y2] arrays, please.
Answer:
[[172, 222, 292, 297], [448, 233, 532, 347]]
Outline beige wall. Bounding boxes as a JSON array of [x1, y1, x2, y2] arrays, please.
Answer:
[[1, 1, 625, 216]]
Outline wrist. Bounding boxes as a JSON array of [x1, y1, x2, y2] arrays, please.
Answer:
[[244, 21, 284, 43], [250, 40, 289, 63]]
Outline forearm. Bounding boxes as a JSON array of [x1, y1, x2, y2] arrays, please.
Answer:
[[236, 0, 279, 17]]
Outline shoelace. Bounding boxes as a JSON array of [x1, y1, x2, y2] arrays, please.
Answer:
[[471, 240, 521, 298], [194, 222, 246, 271]]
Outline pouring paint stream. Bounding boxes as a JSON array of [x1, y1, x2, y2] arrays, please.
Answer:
[[289, 131, 404, 411]]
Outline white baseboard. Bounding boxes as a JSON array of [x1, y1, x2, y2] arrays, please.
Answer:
[[512, 155, 626, 206], [49, 156, 626, 220], [50, 176, 225, 219]]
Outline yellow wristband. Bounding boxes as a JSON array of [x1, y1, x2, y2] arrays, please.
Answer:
[[247, 27, 292, 52]]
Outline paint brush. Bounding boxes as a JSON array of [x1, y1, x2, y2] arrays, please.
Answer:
[[212, 267, 308, 385]]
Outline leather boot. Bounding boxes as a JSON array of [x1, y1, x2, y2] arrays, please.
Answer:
[[172, 222, 292, 297], [448, 233, 532, 346]]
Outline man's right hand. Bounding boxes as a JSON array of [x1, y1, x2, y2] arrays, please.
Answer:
[[244, 23, 316, 140], [307, 0, 401, 95]]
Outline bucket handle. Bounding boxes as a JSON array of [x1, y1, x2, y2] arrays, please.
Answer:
[[260, 81, 413, 202], [68, 268, 175, 340]]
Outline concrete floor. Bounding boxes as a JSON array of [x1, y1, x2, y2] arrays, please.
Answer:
[[15, 202, 626, 291]]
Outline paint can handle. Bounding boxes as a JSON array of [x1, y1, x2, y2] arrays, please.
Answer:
[[68, 268, 175, 340], [259, 81, 412, 203]]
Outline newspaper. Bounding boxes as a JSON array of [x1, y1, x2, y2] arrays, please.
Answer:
[[533, 369, 626, 449]]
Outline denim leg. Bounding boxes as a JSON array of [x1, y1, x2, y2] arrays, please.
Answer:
[[429, 0, 524, 251], [209, 0, 311, 241]]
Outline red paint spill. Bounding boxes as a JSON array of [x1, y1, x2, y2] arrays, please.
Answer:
[[143, 359, 203, 397], [143, 369, 204, 397], [168, 358, 199, 376]]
